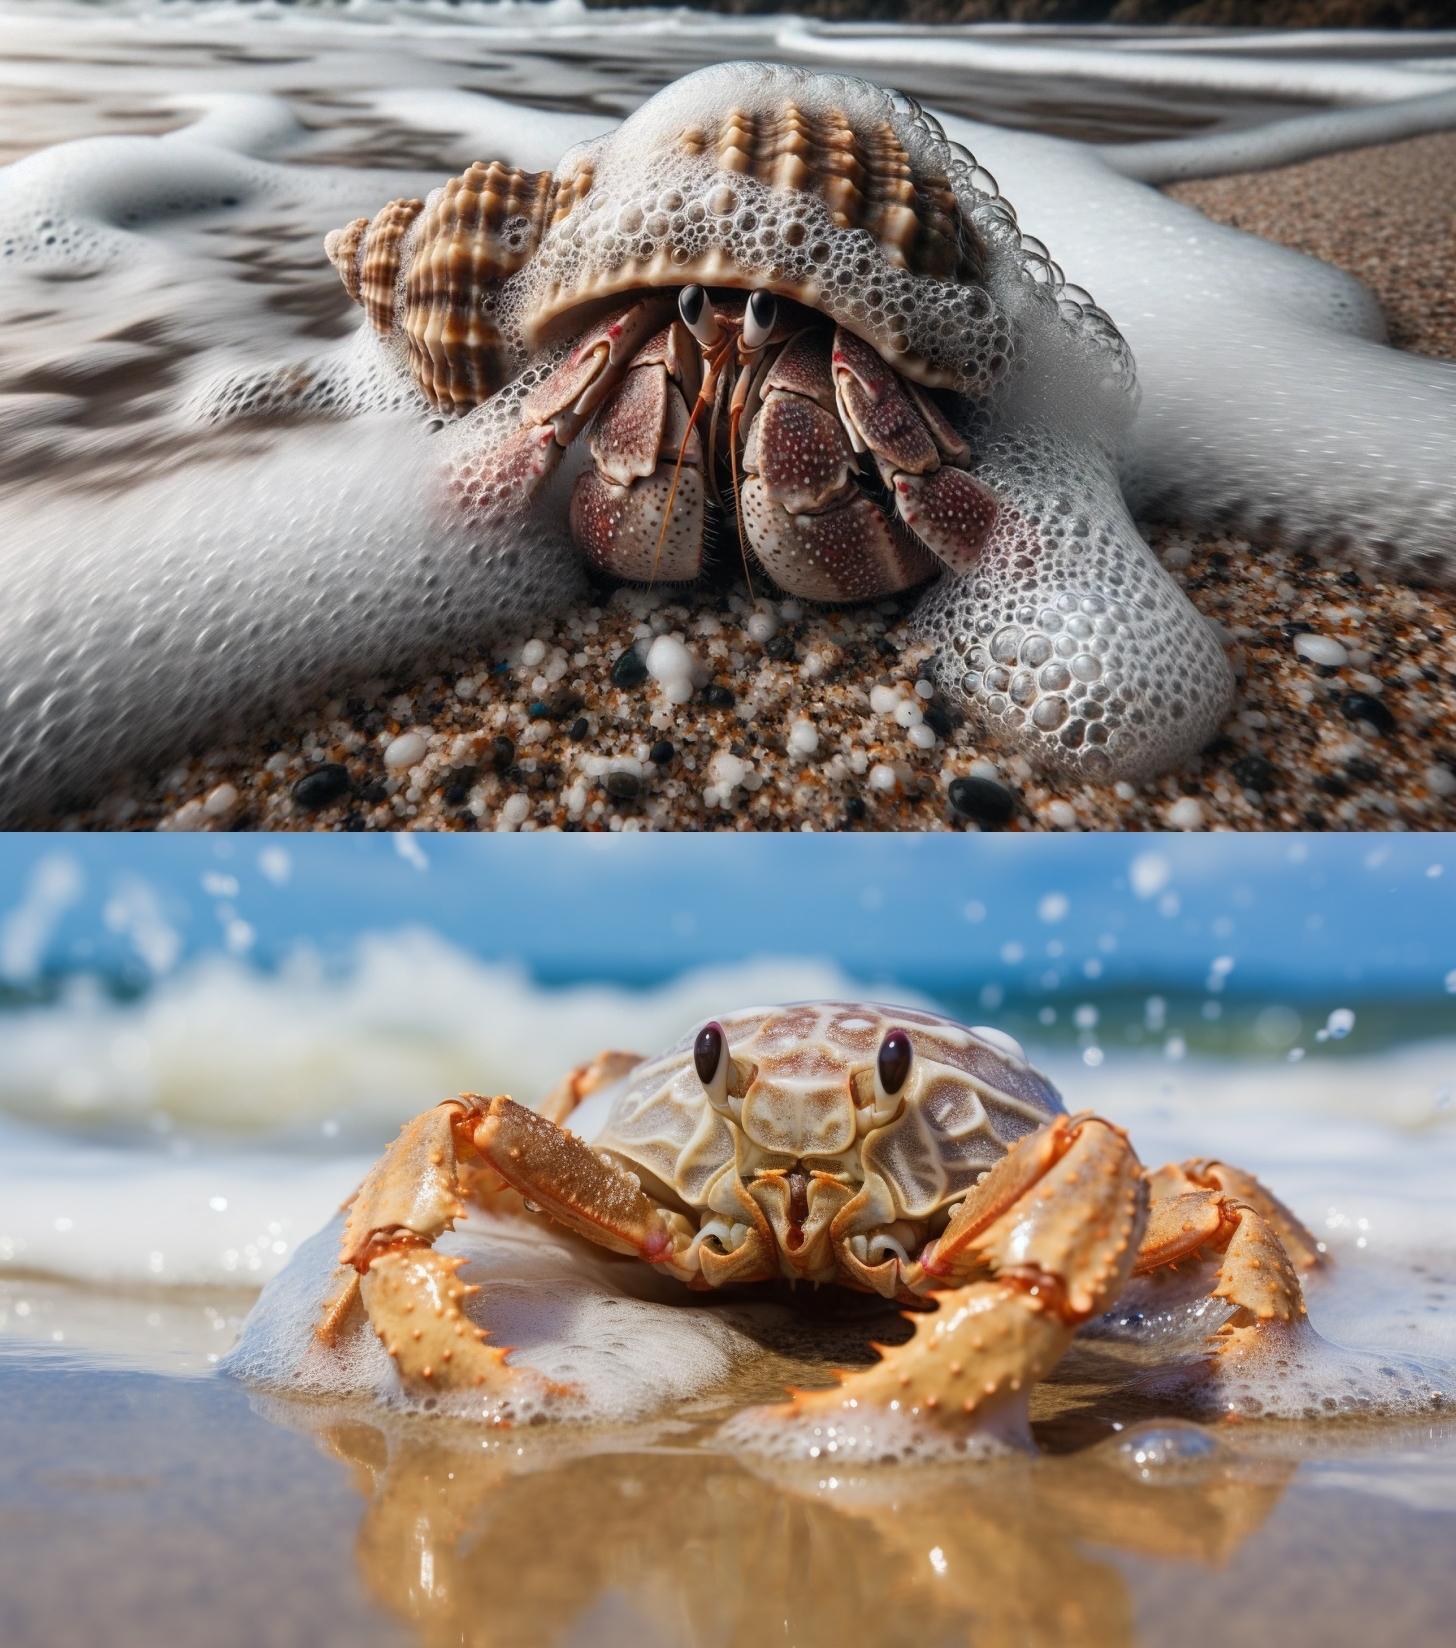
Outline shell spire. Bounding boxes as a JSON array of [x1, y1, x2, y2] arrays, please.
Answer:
[[325, 163, 556, 413]]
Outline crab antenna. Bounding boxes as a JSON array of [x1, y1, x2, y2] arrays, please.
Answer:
[[650, 335, 729, 587], [727, 394, 757, 605]]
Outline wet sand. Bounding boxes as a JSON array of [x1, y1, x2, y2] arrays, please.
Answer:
[[3, 1274, 1454, 1648], [60, 131, 1456, 834]]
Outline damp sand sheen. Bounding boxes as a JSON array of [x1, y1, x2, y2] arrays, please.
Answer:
[[2, 947, 1455, 1647]]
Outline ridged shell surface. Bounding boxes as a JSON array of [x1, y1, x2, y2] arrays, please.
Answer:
[[593, 1002, 1064, 1221], [325, 63, 1133, 413]]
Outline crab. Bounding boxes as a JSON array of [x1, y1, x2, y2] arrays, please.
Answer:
[[494, 287, 999, 601], [319, 1002, 1323, 1443]]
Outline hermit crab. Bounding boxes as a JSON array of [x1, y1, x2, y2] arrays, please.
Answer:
[[319, 1002, 1322, 1446], [310, 63, 1235, 780]]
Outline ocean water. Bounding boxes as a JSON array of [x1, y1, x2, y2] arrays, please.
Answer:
[[1, 2, 1453, 813]]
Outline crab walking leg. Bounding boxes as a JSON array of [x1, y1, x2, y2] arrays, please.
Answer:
[[739, 327, 938, 600], [1134, 1182, 1309, 1334], [569, 320, 707, 582], [782, 1114, 1147, 1434], [830, 327, 998, 573], [1154, 1158, 1325, 1271]]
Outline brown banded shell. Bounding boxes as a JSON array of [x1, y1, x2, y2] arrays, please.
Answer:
[[327, 164, 556, 413], [326, 66, 1020, 411]]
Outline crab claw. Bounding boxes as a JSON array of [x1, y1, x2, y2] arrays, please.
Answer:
[[569, 321, 706, 582], [753, 1114, 1146, 1447], [739, 327, 937, 600], [453, 297, 672, 522], [831, 326, 997, 573]]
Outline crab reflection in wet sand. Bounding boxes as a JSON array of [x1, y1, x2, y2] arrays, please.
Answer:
[[318, 1003, 1323, 1456], [307, 63, 1235, 781], [295, 1407, 1293, 1648]]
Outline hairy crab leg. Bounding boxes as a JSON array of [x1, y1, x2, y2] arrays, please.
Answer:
[[739, 326, 938, 600], [831, 326, 997, 573], [771, 1113, 1146, 1437]]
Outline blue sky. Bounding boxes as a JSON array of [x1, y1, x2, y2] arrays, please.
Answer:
[[1, 835, 1451, 1000]]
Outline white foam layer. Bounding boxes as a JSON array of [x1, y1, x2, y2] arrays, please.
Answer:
[[221, 1209, 781, 1426]]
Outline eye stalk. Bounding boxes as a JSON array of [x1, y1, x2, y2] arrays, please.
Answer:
[[678, 284, 721, 348], [851, 1027, 913, 1131], [693, 1020, 753, 1117], [742, 289, 778, 351]]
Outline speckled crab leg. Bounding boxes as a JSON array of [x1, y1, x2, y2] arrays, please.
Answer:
[[1157, 1158, 1325, 1271], [778, 1113, 1147, 1435], [319, 1092, 692, 1396], [1134, 1163, 1315, 1342]]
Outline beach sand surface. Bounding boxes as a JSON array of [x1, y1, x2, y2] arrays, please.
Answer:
[[3, 1271, 1454, 1648]]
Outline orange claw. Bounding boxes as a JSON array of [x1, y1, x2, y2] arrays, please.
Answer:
[[784, 1112, 1147, 1436]]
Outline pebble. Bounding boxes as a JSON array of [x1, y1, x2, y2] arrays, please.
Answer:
[[1427, 764, 1456, 798], [1294, 633, 1349, 667], [787, 720, 820, 758], [491, 735, 516, 772], [291, 763, 350, 810], [649, 740, 675, 766], [610, 645, 649, 688], [1232, 754, 1276, 793], [383, 731, 428, 770], [646, 635, 704, 705], [1341, 691, 1397, 735], [604, 769, 641, 803], [702, 683, 736, 709], [203, 782, 238, 817], [1167, 796, 1206, 829], [947, 775, 1016, 825]]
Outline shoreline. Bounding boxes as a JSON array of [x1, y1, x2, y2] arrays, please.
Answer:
[[64, 132, 1456, 833]]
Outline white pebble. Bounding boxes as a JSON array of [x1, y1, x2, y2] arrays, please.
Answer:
[[869, 684, 902, 716], [1427, 765, 1456, 798], [909, 723, 936, 750], [747, 610, 778, 643], [787, 720, 819, 758], [1167, 796, 1205, 830], [1294, 633, 1348, 667], [383, 731, 428, 770], [868, 763, 898, 792], [1044, 799, 1078, 828], [500, 793, 529, 826], [203, 783, 237, 817], [646, 634, 705, 701], [519, 638, 546, 668], [711, 752, 749, 791]]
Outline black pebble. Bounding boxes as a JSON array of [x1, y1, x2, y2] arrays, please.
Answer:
[[1341, 692, 1397, 735], [923, 704, 955, 739], [947, 775, 1016, 826], [357, 780, 388, 806], [765, 634, 796, 662], [604, 769, 641, 803], [611, 645, 649, 688], [844, 795, 867, 824], [702, 683, 735, 709], [569, 717, 590, 742], [491, 735, 516, 772], [649, 740, 675, 766], [1232, 754, 1276, 793], [292, 763, 350, 810]]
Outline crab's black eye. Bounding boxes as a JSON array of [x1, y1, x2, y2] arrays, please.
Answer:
[[678, 284, 720, 347], [877, 1029, 913, 1097], [743, 289, 778, 350], [694, 1021, 725, 1088]]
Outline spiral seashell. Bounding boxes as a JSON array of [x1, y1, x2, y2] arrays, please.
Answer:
[[325, 64, 1133, 410]]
